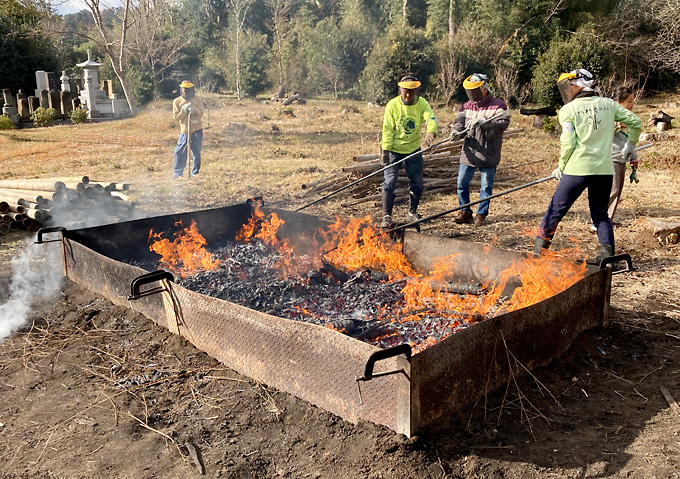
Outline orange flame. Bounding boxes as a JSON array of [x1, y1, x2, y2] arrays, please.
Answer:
[[149, 220, 220, 279]]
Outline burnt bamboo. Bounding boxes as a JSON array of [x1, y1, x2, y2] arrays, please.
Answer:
[[22, 217, 35, 229], [110, 191, 130, 201], [8, 221, 19, 231], [24, 209, 45, 221], [0, 201, 7, 214], [0, 223, 8, 235], [0, 214, 10, 223], [7, 212, 24, 222]]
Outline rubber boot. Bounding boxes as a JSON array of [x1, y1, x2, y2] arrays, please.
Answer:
[[381, 191, 395, 228], [588, 244, 615, 266], [533, 237, 550, 257], [407, 191, 422, 222]]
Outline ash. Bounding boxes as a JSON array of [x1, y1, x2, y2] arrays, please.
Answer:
[[172, 242, 487, 350]]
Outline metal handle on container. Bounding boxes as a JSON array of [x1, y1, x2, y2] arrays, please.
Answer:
[[128, 270, 175, 301], [355, 344, 411, 405], [37, 227, 67, 244], [357, 344, 412, 382], [600, 253, 633, 274]]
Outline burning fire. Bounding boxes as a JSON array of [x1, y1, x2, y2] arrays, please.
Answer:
[[149, 220, 220, 278], [168, 207, 589, 353]]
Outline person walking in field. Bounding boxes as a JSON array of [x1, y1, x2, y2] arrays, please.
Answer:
[[607, 86, 641, 225], [172, 80, 204, 178], [452, 73, 510, 227], [533, 69, 643, 262], [380, 75, 439, 228]]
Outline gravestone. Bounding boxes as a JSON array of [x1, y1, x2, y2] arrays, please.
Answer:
[[105, 81, 115, 99], [39, 90, 49, 109], [69, 78, 78, 95], [18, 98, 30, 121], [35, 70, 48, 96], [28, 96, 40, 114], [61, 90, 73, 117], [60, 71, 70, 92], [17, 90, 26, 100], [47, 71, 59, 91], [49, 90, 63, 118], [2, 89, 15, 108]]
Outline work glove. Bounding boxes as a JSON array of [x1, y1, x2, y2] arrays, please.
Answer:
[[381, 149, 391, 166], [187, 106, 196, 115], [551, 167, 563, 180], [467, 118, 481, 130], [449, 130, 464, 141], [423, 132, 436, 148], [181, 102, 192, 114], [629, 166, 639, 184], [620, 141, 636, 161]]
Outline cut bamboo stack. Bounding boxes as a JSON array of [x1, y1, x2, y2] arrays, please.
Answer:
[[0, 176, 134, 236], [300, 128, 525, 208]]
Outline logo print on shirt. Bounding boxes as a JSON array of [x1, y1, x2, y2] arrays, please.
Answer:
[[400, 117, 417, 135]]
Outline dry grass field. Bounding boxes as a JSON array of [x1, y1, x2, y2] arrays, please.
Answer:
[[0, 94, 679, 478]]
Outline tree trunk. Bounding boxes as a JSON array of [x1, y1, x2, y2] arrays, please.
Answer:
[[448, 0, 457, 44], [235, 27, 242, 100], [402, 0, 408, 27]]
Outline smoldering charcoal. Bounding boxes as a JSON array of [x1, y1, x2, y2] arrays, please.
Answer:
[[134, 240, 501, 350]]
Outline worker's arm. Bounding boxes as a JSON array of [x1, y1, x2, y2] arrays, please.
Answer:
[[451, 106, 466, 134], [173, 99, 187, 122], [614, 104, 642, 145], [422, 101, 438, 135], [558, 108, 576, 172], [481, 105, 510, 134], [190, 96, 205, 118], [381, 102, 396, 152]]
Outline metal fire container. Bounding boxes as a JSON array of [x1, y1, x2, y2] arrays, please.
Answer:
[[41, 203, 612, 436]]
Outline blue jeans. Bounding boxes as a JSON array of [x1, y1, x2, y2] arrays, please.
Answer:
[[381, 150, 424, 196], [457, 164, 497, 216], [538, 174, 614, 247], [174, 129, 203, 177]]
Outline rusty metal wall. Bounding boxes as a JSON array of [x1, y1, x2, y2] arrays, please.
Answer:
[[64, 239, 411, 434], [410, 269, 611, 432]]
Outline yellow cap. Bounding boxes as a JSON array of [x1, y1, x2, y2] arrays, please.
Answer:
[[398, 80, 421, 89], [557, 72, 576, 83], [179, 80, 195, 88], [463, 75, 485, 90]]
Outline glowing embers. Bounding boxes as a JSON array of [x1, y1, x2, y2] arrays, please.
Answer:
[[148, 220, 220, 279], [153, 207, 589, 353]]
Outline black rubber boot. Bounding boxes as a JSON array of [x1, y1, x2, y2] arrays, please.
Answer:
[[408, 190, 421, 216], [533, 237, 550, 257], [381, 191, 395, 228], [588, 244, 615, 265]]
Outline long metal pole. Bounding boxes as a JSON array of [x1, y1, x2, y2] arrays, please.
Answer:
[[186, 112, 192, 177], [295, 112, 505, 212]]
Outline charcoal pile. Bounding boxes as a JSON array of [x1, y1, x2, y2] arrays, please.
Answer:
[[0, 176, 134, 234], [140, 240, 506, 351], [300, 128, 526, 209]]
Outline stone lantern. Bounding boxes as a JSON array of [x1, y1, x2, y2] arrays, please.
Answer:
[[60, 71, 70, 92], [76, 49, 103, 118]]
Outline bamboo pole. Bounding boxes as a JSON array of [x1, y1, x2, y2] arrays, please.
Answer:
[[0, 179, 66, 191], [352, 154, 380, 163], [24, 209, 45, 221], [301, 171, 345, 190], [0, 201, 7, 214], [0, 223, 8, 235], [8, 204, 25, 214]]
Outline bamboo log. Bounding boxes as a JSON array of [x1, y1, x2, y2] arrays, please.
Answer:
[[0, 188, 58, 203], [301, 171, 345, 190], [112, 182, 130, 191], [23, 201, 40, 209], [0, 201, 7, 214], [0, 179, 66, 191], [352, 154, 380, 163], [0, 193, 26, 206], [22, 217, 35, 229], [7, 212, 24, 222], [8, 204, 25, 214], [24, 209, 45, 221], [0, 214, 10, 223], [110, 191, 131, 202], [0, 223, 8, 235], [8, 221, 20, 231]]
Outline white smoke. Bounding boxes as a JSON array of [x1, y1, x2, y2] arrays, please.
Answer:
[[0, 237, 63, 342]]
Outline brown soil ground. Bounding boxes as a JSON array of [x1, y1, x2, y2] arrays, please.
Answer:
[[1, 97, 679, 478]]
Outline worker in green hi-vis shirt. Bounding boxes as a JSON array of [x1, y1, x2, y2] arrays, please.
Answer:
[[533, 69, 642, 263], [380, 75, 439, 228]]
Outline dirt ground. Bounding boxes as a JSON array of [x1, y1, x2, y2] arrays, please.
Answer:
[[1, 97, 680, 478]]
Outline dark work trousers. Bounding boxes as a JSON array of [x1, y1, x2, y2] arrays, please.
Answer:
[[538, 174, 614, 247], [382, 150, 424, 198], [174, 129, 203, 177]]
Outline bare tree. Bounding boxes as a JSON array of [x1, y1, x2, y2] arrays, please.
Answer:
[[128, 0, 190, 99], [493, 63, 518, 104], [436, 44, 467, 105], [81, 0, 136, 114], [228, 0, 255, 100], [265, 0, 294, 98]]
